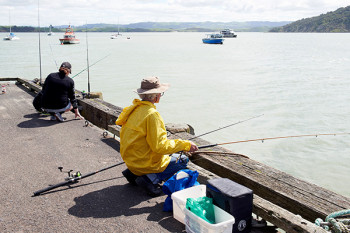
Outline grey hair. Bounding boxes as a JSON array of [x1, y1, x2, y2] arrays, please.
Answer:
[[139, 93, 158, 101]]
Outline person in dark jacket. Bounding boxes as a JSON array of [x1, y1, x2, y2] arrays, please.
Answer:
[[41, 62, 83, 122]]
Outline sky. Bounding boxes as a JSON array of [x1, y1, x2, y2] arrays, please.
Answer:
[[0, 0, 349, 27]]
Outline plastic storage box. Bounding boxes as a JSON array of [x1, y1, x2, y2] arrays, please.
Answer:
[[184, 204, 235, 233], [171, 185, 206, 224], [206, 178, 253, 233]]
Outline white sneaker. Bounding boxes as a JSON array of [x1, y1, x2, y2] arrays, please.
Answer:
[[54, 113, 65, 122]]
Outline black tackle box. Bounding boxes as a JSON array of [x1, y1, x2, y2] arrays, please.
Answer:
[[206, 178, 253, 233]]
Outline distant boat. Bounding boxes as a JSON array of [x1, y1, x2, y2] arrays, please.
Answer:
[[3, 32, 20, 41], [202, 33, 224, 44], [110, 18, 122, 39], [110, 34, 118, 39], [220, 29, 237, 38], [47, 25, 55, 36], [59, 25, 80, 44], [3, 10, 19, 41]]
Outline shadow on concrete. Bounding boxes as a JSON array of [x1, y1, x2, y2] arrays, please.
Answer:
[[16, 82, 38, 97], [101, 137, 121, 152], [18, 113, 78, 128], [68, 184, 185, 232]]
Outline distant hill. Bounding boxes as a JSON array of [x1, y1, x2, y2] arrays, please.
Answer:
[[270, 5, 350, 32], [0, 21, 290, 33]]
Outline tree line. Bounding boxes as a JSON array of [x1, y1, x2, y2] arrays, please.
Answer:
[[270, 5, 350, 32]]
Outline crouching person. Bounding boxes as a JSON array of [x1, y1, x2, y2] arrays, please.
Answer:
[[41, 62, 83, 122], [116, 77, 198, 197]]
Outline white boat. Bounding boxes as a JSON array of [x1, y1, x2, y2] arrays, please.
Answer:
[[47, 25, 55, 36], [3, 11, 19, 41], [220, 29, 237, 38], [3, 32, 20, 41], [110, 34, 118, 39], [110, 19, 122, 39]]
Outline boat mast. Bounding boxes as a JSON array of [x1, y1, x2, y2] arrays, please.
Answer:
[[8, 9, 12, 34], [117, 17, 120, 35], [85, 22, 91, 94], [37, 0, 43, 84]]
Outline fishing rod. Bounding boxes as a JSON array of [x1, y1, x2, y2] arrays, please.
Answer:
[[189, 114, 264, 140], [33, 161, 125, 196], [37, 0, 42, 84], [71, 53, 111, 79], [48, 44, 58, 69], [197, 132, 350, 149], [85, 22, 91, 94]]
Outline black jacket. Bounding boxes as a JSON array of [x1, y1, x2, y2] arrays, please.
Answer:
[[41, 72, 78, 110]]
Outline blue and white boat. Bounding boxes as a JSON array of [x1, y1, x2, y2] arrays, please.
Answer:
[[202, 33, 224, 44], [3, 11, 20, 41], [3, 32, 20, 41]]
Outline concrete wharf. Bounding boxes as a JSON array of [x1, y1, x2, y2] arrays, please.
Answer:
[[1, 78, 348, 232]]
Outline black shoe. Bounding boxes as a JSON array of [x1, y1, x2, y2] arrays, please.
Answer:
[[122, 169, 138, 186], [135, 176, 162, 197]]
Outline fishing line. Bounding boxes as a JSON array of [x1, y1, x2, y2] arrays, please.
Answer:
[[189, 114, 264, 140], [48, 44, 58, 69], [198, 132, 350, 149], [71, 54, 111, 79]]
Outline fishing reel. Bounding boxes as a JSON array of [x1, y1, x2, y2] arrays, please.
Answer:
[[58, 167, 82, 181]]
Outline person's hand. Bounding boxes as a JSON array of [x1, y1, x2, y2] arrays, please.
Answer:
[[189, 142, 198, 153], [74, 109, 84, 120]]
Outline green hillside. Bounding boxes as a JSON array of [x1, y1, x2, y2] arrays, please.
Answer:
[[0, 21, 290, 33], [270, 5, 350, 32]]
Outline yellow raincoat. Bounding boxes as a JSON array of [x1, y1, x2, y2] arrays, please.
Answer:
[[115, 99, 191, 176]]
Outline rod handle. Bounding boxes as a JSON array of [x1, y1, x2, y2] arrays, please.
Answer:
[[198, 144, 218, 149]]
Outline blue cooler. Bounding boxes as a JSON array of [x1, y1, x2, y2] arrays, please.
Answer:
[[206, 178, 253, 233]]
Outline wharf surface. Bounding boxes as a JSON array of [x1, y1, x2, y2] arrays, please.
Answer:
[[2, 78, 348, 232], [0, 82, 186, 232]]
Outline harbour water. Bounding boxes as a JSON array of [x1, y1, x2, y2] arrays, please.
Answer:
[[1, 32, 350, 198]]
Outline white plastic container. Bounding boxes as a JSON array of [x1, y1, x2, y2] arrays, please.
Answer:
[[171, 185, 206, 224], [184, 204, 235, 233]]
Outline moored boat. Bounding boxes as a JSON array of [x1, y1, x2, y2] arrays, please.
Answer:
[[3, 32, 20, 41], [110, 34, 118, 39], [202, 33, 224, 44], [220, 29, 237, 38], [59, 25, 80, 44], [47, 25, 55, 36], [3, 11, 19, 41]]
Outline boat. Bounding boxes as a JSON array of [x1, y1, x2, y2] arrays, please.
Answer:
[[59, 25, 80, 44], [110, 19, 122, 39], [202, 33, 224, 44], [220, 29, 237, 38], [3, 32, 20, 41], [3, 11, 19, 41], [47, 25, 55, 36], [110, 34, 118, 39]]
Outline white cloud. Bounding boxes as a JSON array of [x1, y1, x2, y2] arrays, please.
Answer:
[[0, 0, 349, 26]]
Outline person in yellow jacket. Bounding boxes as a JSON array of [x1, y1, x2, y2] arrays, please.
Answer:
[[115, 76, 198, 196]]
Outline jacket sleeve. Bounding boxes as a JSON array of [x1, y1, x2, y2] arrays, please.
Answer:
[[146, 111, 191, 154], [68, 79, 78, 109]]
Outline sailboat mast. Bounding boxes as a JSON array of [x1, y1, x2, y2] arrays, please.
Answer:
[[9, 9, 11, 33], [86, 22, 91, 94], [37, 0, 43, 84]]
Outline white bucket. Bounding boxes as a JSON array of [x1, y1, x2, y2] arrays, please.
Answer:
[[171, 185, 206, 224], [184, 204, 235, 233]]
